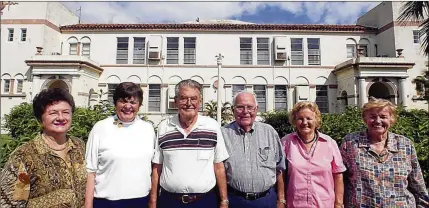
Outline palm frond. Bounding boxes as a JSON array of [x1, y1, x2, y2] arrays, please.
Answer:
[[398, 1, 429, 22]]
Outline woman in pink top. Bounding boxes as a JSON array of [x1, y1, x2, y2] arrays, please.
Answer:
[[281, 101, 346, 208]]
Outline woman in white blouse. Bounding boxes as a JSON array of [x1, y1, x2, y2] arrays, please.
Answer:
[[84, 82, 156, 208]]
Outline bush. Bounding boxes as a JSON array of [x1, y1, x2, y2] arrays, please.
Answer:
[[261, 106, 429, 184], [0, 101, 152, 168]]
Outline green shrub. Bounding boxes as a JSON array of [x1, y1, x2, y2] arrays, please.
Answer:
[[261, 106, 429, 184]]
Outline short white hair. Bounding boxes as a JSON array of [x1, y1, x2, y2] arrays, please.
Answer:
[[232, 91, 258, 106]]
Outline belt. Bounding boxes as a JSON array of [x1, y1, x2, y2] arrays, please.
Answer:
[[227, 185, 271, 200], [161, 187, 213, 204]]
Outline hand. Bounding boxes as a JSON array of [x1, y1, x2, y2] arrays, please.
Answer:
[[148, 200, 156, 208], [277, 201, 286, 208], [220, 203, 228, 208], [334, 204, 343, 208]]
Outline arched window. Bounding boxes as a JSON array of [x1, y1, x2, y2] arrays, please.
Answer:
[[1, 73, 11, 93], [81, 37, 91, 58], [14, 74, 24, 93], [358, 38, 370, 57], [346, 38, 357, 58], [68, 37, 78, 55]]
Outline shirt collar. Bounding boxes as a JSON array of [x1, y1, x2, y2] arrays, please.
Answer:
[[358, 130, 399, 152], [36, 133, 76, 155], [292, 130, 327, 141], [231, 121, 256, 135], [113, 114, 139, 127], [169, 114, 203, 130]]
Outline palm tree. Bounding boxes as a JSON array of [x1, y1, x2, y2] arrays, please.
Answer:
[[202, 100, 234, 125], [398, 2, 429, 55], [413, 70, 429, 102]]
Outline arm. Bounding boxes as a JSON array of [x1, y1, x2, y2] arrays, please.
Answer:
[[84, 172, 96, 208], [149, 163, 162, 208], [333, 173, 344, 208], [0, 152, 30, 207], [276, 171, 286, 206], [214, 162, 228, 201], [407, 144, 429, 207]]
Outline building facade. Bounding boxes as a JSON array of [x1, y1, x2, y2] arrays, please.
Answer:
[[1, 1, 428, 126]]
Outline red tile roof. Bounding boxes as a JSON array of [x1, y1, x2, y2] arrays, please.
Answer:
[[60, 23, 378, 33]]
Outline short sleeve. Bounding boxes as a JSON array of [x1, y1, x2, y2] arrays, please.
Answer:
[[152, 122, 164, 164], [274, 130, 286, 171], [214, 124, 229, 163], [331, 139, 347, 173], [85, 124, 100, 173], [0, 149, 30, 207]]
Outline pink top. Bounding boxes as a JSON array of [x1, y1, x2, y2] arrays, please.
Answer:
[[281, 132, 346, 208]]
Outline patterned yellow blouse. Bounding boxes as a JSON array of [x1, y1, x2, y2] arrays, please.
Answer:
[[0, 134, 87, 208]]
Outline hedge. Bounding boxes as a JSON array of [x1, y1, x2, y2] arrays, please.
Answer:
[[261, 106, 429, 183], [1, 103, 428, 184]]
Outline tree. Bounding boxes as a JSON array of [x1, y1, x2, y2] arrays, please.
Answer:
[[413, 70, 429, 101], [398, 2, 429, 55], [202, 100, 234, 126]]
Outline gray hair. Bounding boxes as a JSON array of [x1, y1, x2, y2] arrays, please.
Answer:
[[174, 79, 202, 98], [232, 91, 258, 106]]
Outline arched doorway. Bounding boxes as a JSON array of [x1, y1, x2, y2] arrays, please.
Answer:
[[47, 80, 70, 92], [368, 82, 394, 102]]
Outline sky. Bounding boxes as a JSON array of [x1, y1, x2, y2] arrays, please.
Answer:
[[61, 1, 381, 25]]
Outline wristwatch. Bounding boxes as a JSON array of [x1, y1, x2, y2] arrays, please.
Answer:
[[278, 199, 286, 204], [220, 199, 229, 205]]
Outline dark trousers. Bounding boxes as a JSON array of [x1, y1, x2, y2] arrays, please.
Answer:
[[228, 187, 277, 208], [93, 196, 149, 208], [158, 188, 218, 208]]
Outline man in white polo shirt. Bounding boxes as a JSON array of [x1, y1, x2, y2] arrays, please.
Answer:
[[149, 79, 229, 208]]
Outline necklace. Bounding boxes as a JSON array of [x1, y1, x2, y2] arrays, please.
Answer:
[[42, 134, 68, 151], [298, 133, 317, 144]]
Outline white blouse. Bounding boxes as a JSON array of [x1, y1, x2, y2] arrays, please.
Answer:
[[85, 115, 156, 200]]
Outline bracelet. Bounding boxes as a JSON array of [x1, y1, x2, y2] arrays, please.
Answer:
[[220, 199, 229, 205], [278, 199, 286, 204]]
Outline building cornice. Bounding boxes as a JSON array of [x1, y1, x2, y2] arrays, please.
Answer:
[[1, 19, 60, 32]]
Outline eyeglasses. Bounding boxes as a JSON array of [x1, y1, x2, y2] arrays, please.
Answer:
[[234, 105, 257, 112], [178, 96, 200, 104]]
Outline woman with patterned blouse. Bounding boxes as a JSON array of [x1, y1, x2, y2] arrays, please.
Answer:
[[340, 98, 429, 207], [281, 101, 346, 208], [0, 88, 87, 208]]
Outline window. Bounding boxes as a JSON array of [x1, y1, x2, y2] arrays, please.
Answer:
[[254, 85, 266, 112], [82, 43, 90, 58], [257, 38, 270, 65], [274, 85, 288, 110], [148, 84, 161, 112], [16, 79, 23, 93], [69, 43, 77, 55], [167, 37, 179, 64], [232, 85, 245, 101], [291, 38, 304, 65], [240, 38, 252, 65], [184, 37, 196, 64], [3, 79, 10, 93], [315, 85, 328, 113], [413, 30, 420, 44], [307, 38, 321, 65], [8, 29, 14, 41], [116, 37, 129, 64], [107, 84, 118, 104], [20, 28, 27, 42], [346, 44, 356, 58], [133, 37, 145, 64], [359, 45, 368, 57]]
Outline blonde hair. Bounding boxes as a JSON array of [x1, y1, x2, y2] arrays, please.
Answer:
[[362, 97, 398, 124], [289, 101, 322, 129]]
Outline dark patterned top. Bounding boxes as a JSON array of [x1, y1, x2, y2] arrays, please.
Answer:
[[340, 130, 429, 208], [0, 134, 87, 208]]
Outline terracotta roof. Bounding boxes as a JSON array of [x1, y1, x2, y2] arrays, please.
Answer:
[[60, 23, 378, 33]]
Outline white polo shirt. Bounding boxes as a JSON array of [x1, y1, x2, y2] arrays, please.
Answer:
[[86, 115, 156, 200], [152, 114, 229, 193]]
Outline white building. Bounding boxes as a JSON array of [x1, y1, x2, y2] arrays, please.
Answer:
[[1, 1, 428, 126]]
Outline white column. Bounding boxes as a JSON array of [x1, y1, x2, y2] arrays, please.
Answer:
[[399, 77, 409, 109], [358, 77, 367, 107], [71, 75, 80, 104], [31, 75, 41, 101], [266, 85, 274, 111], [287, 86, 294, 111]]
